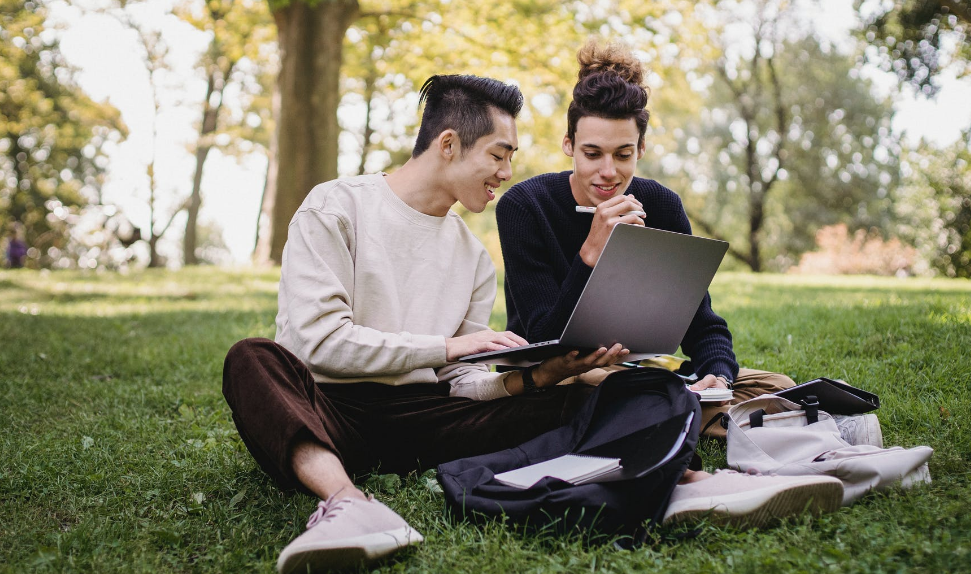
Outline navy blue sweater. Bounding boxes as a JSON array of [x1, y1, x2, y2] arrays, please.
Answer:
[[496, 171, 738, 381]]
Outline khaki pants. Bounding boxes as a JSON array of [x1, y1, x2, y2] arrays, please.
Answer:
[[561, 365, 794, 439]]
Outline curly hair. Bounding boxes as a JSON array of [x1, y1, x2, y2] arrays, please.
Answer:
[[566, 41, 651, 145]]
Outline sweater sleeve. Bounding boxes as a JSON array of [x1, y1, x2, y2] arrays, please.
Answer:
[[662, 194, 739, 380], [278, 208, 446, 379], [439, 249, 513, 401], [496, 192, 592, 342]]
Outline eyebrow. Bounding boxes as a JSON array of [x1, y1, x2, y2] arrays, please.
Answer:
[[579, 143, 636, 150], [495, 142, 519, 152]]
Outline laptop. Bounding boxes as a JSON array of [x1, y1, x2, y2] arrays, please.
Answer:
[[459, 223, 729, 366]]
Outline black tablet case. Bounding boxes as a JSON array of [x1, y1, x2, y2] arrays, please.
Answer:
[[776, 377, 879, 415]]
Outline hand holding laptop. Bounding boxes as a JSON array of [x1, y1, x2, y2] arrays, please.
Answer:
[[451, 329, 631, 393], [533, 343, 631, 385]]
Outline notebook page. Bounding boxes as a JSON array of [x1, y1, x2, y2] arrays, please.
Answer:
[[493, 454, 621, 489]]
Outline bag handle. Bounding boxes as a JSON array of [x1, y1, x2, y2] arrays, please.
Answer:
[[748, 409, 765, 428], [800, 395, 820, 424], [744, 395, 820, 429]]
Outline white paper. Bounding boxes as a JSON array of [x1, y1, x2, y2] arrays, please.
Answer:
[[691, 387, 734, 402], [493, 454, 622, 489]]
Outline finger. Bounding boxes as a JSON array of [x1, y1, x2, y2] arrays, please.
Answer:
[[693, 375, 719, 390], [604, 347, 631, 366], [502, 331, 529, 347], [575, 347, 607, 366], [619, 214, 646, 226], [493, 335, 521, 348]]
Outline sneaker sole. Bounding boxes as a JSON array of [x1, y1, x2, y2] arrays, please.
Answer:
[[277, 527, 423, 573], [663, 478, 843, 529]]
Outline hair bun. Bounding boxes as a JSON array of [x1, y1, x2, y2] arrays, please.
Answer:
[[576, 40, 644, 86]]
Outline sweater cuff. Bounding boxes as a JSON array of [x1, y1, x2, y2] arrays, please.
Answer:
[[408, 334, 449, 369], [479, 371, 514, 400], [703, 362, 737, 382]]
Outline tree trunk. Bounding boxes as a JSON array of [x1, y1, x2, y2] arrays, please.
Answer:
[[184, 69, 222, 266], [357, 66, 377, 176], [254, 0, 359, 265]]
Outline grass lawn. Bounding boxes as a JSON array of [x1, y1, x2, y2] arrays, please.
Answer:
[[1, 267, 969, 573]]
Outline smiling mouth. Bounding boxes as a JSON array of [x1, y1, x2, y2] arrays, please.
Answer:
[[485, 183, 499, 200], [594, 183, 620, 196]]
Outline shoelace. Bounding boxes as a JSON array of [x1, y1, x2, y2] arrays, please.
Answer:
[[305, 492, 351, 529]]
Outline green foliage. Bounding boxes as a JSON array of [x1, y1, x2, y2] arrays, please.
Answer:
[[641, 4, 900, 272], [895, 131, 971, 277], [336, 1, 716, 265], [856, 0, 971, 96], [0, 0, 127, 268], [1, 268, 970, 572], [177, 0, 277, 157]]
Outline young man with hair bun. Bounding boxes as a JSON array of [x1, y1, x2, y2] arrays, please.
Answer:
[[496, 41, 844, 527]]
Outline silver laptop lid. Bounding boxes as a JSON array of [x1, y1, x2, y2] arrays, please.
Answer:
[[557, 223, 728, 359]]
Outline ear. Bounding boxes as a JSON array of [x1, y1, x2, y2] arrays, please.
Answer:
[[636, 139, 646, 160], [437, 129, 459, 161], [562, 134, 574, 157]]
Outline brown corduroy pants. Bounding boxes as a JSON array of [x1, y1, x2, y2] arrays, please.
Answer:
[[222, 338, 594, 492]]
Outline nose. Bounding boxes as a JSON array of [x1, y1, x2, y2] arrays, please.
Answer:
[[599, 156, 616, 179], [497, 157, 512, 181]]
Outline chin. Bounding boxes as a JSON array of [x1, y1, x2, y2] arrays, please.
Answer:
[[459, 200, 488, 214]]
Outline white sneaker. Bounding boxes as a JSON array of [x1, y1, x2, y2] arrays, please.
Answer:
[[276, 494, 423, 574], [663, 470, 843, 528], [833, 414, 883, 447]]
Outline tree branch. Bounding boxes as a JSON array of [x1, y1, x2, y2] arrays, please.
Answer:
[[685, 208, 752, 265]]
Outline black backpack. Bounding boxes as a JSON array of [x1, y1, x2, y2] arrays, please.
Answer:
[[436, 367, 701, 538]]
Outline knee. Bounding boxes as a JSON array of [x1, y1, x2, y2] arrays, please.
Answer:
[[223, 338, 274, 397], [773, 372, 796, 390]]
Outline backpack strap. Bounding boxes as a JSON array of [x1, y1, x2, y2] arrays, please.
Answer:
[[701, 412, 728, 435]]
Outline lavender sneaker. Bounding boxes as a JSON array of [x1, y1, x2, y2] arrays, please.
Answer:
[[663, 470, 843, 528], [276, 493, 423, 573]]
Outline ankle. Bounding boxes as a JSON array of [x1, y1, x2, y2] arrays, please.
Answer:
[[331, 485, 368, 501]]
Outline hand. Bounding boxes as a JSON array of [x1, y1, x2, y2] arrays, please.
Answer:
[[687, 374, 730, 391], [688, 374, 732, 405], [446, 329, 529, 362], [578, 195, 646, 267], [529, 343, 630, 389]]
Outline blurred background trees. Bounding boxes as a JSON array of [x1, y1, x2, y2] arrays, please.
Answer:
[[2, 0, 970, 278], [1, 0, 126, 268], [856, 0, 969, 96]]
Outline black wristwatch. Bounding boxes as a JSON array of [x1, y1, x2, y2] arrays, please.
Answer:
[[521, 366, 539, 394], [715, 375, 734, 390]]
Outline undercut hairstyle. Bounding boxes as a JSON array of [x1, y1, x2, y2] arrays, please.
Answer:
[[412, 75, 524, 158], [567, 41, 651, 146]]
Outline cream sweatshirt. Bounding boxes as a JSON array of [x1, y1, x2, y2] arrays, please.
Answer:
[[275, 173, 511, 400]]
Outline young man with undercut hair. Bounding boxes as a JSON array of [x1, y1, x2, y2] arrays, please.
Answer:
[[222, 75, 628, 573]]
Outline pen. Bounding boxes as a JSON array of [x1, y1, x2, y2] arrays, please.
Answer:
[[575, 206, 646, 217]]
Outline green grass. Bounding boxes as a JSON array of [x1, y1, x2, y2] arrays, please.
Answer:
[[1, 268, 969, 573]]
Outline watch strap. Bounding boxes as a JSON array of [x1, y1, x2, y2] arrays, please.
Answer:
[[522, 366, 539, 394]]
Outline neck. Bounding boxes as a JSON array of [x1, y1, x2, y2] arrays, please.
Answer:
[[568, 172, 592, 207], [384, 156, 454, 217]]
